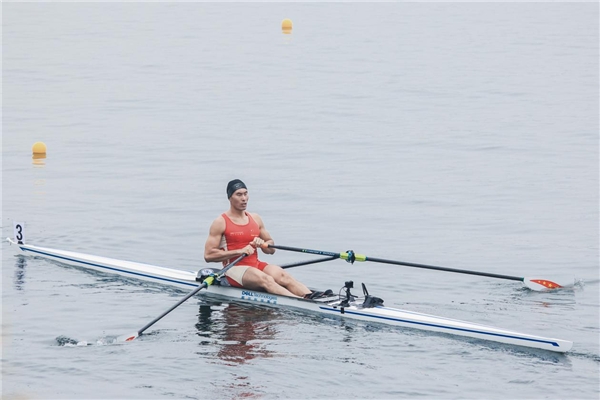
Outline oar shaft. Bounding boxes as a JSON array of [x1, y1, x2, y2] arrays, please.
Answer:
[[268, 244, 525, 282], [268, 244, 341, 258], [136, 253, 247, 336], [138, 283, 207, 335], [364, 256, 524, 282], [281, 256, 337, 269]]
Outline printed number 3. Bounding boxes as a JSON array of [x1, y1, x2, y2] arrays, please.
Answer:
[[15, 224, 23, 241]]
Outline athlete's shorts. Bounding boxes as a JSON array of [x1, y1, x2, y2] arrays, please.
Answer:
[[225, 261, 268, 288]]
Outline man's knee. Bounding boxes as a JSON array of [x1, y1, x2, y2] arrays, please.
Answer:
[[258, 273, 277, 290], [277, 270, 294, 286], [245, 269, 276, 290], [264, 265, 287, 281]]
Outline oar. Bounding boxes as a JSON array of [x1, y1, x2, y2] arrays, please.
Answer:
[[118, 253, 247, 342], [263, 244, 573, 291], [281, 256, 337, 269]]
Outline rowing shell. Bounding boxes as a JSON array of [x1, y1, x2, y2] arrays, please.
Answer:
[[6, 238, 573, 353]]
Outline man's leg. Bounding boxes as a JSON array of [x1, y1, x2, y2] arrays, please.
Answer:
[[240, 267, 300, 297], [263, 264, 311, 298]]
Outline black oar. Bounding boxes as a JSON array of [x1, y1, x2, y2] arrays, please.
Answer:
[[281, 256, 337, 269], [118, 253, 247, 342], [263, 244, 573, 291]]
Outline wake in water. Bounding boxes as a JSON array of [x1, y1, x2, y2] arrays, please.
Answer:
[[576, 277, 596, 289], [55, 331, 162, 346], [55, 335, 89, 346], [55, 335, 121, 346]]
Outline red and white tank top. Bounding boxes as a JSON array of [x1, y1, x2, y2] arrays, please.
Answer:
[[220, 212, 261, 267]]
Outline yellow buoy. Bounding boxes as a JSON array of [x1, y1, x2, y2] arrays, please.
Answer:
[[282, 18, 293, 34], [32, 142, 47, 155]]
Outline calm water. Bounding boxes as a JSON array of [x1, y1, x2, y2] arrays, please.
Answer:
[[3, 3, 599, 399]]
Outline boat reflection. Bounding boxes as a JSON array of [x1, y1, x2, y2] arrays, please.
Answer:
[[14, 256, 27, 290], [195, 302, 279, 365]]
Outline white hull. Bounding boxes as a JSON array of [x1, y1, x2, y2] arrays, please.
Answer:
[[7, 239, 573, 353]]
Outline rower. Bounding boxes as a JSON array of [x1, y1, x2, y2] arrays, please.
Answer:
[[204, 179, 331, 298]]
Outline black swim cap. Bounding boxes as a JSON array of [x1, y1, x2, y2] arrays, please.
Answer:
[[227, 179, 247, 199]]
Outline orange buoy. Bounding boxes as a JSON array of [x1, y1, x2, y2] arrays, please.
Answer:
[[282, 18, 292, 34], [32, 142, 47, 155]]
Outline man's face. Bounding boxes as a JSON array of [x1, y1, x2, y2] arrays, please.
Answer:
[[230, 188, 249, 210]]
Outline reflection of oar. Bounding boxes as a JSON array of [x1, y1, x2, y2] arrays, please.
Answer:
[[118, 253, 247, 342], [264, 244, 573, 291]]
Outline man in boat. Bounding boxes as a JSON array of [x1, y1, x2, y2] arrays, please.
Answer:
[[204, 179, 328, 299]]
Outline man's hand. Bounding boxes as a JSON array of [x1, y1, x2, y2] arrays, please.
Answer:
[[241, 244, 256, 255], [251, 237, 266, 248]]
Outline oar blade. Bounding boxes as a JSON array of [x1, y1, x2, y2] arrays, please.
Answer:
[[116, 332, 139, 342], [522, 277, 575, 291]]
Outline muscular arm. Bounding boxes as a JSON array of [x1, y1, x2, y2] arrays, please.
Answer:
[[251, 213, 276, 255], [204, 216, 254, 263]]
